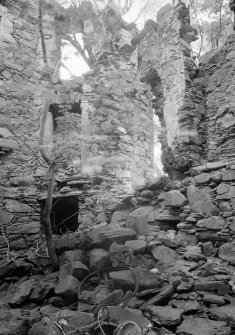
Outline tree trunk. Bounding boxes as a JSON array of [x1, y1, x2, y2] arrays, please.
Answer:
[[38, 101, 59, 271], [39, 0, 48, 65], [43, 161, 59, 270], [38, 0, 59, 270]]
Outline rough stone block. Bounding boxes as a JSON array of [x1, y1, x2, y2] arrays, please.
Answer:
[[0, 316, 29, 335], [55, 275, 80, 303], [178, 231, 198, 246], [0, 138, 19, 150], [109, 242, 134, 267], [28, 317, 60, 335], [195, 231, 230, 242], [126, 215, 150, 234], [196, 216, 226, 231], [53, 310, 95, 331], [109, 266, 161, 291], [89, 224, 137, 249], [54, 237, 81, 255], [193, 280, 230, 295], [0, 211, 14, 225], [187, 185, 218, 215], [194, 173, 211, 184], [59, 261, 89, 281], [202, 241, 214, 257], [110, 210, 130, 225], [0, 127, 13, 138], [7, 221, 40, 235], [222, 170, 235, 181], [176, 317, 231, 335], [151, 245, 178, 269], [4, 199, 33, 213], [125, 240, 147, 254], [158, 190, 187, 207], [59, 250, 85, 266], [204, 293, 226, 306], [218, 242, 235, 263], [145, 306, 183, 326], [210, 304, 235, 327], [89, 248, 111, 271], [9, 279, 35, 307]]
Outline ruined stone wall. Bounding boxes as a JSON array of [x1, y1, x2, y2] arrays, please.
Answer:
[[0, 0, 59, 255], [46, 75, 154, 221], [108, 2, 235, 258], [81, 68, 154, 195], [0, 1, 155, 254], [162, 32, 235, 255], [199, 35, 235, 163], [177, 162, 235, 261], [4, 0, 235, 257], [136, 3, 204, 175], [50, 5, 155, 213]]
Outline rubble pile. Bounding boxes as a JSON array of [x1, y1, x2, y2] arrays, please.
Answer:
[[1, 209, 235, 335]]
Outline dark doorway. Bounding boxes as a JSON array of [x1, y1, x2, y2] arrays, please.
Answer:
[[41, 196, 79, 235]]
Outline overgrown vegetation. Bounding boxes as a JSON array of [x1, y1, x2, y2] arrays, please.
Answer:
[[189, 0, 233, 60]]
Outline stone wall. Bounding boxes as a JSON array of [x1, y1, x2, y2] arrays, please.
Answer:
[[199, 34, 235, 163], [80, 69, 154, 195], [136, 2, 204, 175], [0, 0, 59, 255], [107, 161, 235, 264], [2, 0, 235, 260], [102, 3, 235, 262], [0, 0, 155, 254], [177, 163, 235, 261]]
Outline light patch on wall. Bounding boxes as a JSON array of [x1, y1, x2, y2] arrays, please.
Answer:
[[154, 115, 163, 177]]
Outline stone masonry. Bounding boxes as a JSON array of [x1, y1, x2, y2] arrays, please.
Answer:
[[1, 0, 235, 265]]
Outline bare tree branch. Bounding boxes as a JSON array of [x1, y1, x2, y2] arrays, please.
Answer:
[[133, 0, 150, 23], [10, 129, 47, 167], [189, 0, 204, 61], [63, 35, 91, 67], [39, 0, 48, 65], [216, 0, 223, 47]]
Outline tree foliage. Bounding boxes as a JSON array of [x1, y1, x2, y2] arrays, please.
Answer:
[[189, 0, 232, 59]]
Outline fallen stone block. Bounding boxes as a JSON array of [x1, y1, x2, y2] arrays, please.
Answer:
[[145, 306, 183, 326], [209, 304, 235, 327], [9, 279, 35, 307], [89, 224, 137, 249], [110, 266, 161, 291], [176, 317, 231, 335], [59, 261, 89, 281], [89, 248, 111, 271], [125, 240, 147, 254], [55, 275, 80, 304], [151, 245, 179, 269]]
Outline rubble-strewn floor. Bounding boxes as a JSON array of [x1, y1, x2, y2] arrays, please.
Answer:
[[0, 224, 235, 335]]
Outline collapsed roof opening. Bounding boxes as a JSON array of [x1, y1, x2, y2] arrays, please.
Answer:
[[41, 196, 79, 235]]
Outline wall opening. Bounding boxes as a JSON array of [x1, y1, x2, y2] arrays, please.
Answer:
[[141, 68, 165, 177], [41, 196, 79, 235]]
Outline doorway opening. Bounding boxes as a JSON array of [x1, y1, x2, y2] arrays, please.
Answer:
[[41, 196, 79, 235]]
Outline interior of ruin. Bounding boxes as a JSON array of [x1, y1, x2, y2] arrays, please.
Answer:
[[1, 0, 235, 334]]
